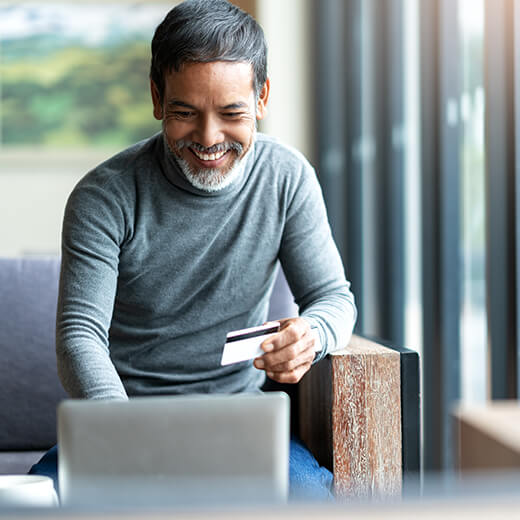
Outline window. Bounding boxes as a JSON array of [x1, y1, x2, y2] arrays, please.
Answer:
[[314, 0, 516, 472], [459, 0, 487, 403]]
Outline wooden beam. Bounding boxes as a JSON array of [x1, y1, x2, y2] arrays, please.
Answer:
[[299, 334, 402, 498]]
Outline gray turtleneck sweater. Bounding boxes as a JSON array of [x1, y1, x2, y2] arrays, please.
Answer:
[[56, 132, 357, 400]]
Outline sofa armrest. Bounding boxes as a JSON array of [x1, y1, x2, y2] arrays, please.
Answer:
[[298, 334, 420, 499]]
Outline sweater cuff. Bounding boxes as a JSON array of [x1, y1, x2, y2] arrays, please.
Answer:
[[300, 316, 327, 364]]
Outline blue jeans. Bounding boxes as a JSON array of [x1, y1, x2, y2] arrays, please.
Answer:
[[29, 436, 334, 502]]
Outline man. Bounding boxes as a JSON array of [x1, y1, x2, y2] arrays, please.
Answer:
[[31, 0, 357, 501]]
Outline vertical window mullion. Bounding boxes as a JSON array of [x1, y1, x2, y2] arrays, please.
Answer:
[[343, 0, 364, 334], [515, 0, 520, 398], [314, 0, 364, 332], [313, 0, 347, 260], [438, 0, 462, 471], [485, 0, 518, 399], [420, 0, 462, 471], [357, 0, 406, 343], [382, 0, 406, 346]]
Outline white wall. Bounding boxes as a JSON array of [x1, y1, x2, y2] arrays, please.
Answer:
[[0, 150, 115, 256], [256, 0, 313, 159]]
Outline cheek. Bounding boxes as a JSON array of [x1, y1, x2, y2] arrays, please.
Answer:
[[232, 122, 256, 145], [162, 120, 189, 142]]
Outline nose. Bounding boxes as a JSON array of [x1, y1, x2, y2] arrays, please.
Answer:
[[193, 114, 225, 148]]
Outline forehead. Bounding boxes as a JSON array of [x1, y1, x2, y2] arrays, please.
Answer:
[[163, 61, 255, 102]]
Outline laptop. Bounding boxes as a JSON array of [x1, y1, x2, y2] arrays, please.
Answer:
[[57, 392, 289, 509]]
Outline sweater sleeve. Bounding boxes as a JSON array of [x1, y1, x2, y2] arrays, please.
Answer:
[[56, 176, 129, 400], [278, 161, 357, 361]]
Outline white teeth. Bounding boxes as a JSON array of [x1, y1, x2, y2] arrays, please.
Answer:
[[192, 148, 226, 161]]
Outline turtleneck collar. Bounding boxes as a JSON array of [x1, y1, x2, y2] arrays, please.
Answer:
[[157, 133, 255, 198]]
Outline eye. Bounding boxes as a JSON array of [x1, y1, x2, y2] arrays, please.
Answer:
[[173, 111, 194, 119], [223, 112, 245, 118]]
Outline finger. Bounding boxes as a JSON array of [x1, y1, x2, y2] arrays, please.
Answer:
[[253, 340, 314, 371], [266, 361, 313, 384], [266, 344, 316, 373], [262, 320, 281, 327], [261, 320, 307, 353], [261, 330, 315, 367]]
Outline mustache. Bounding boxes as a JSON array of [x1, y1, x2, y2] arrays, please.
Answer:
[[174, 140, 243, 155]]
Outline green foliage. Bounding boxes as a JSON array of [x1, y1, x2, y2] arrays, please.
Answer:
[[0, 39, 160, 148]]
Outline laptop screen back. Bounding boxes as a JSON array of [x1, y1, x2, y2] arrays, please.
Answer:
[[58, 393, 289, 508]]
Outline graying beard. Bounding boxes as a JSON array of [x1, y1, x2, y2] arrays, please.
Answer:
[[163, 134, 242, 192], [162, 124, 255, 192], [176, 156, 242, 192]]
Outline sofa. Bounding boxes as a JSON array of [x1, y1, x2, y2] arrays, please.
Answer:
[[0, 256, 419, 498], [0, 257, 66, 474]]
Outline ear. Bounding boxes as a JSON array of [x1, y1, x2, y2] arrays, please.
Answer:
[[256, 78, 270, 120], [150, 79, 163, 120]]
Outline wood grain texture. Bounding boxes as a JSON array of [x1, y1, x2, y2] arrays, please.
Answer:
[[299, 334, 402, 499]]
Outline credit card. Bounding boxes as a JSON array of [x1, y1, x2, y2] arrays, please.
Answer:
[[220, 323, 280, 366], [220, 322, 322, 366]]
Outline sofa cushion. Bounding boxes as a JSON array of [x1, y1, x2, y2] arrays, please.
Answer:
[[267, 265, 298, 321], [0, 451, 45, 475], [0, 257, 66, 450]]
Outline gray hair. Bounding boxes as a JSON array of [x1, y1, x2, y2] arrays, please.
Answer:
[[150, 0, 268, 102]]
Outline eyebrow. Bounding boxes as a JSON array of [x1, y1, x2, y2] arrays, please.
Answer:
[[166, 100, 249, 110], [167, 99, 196, 110], [221, 102, 249, 110]]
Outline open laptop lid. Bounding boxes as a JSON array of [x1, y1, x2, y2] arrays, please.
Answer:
[[58, 392, 289, 509]]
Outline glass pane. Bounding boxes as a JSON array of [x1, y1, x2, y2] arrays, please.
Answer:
[[459, 0, 487, 403], [0, 3, 167, 149], [403, 0, 422, 356]]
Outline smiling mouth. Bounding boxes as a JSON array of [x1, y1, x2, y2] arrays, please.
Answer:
[[189, 147, 230, 162]]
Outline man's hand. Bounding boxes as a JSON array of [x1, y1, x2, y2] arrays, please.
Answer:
[[253, 317, 316, 384]]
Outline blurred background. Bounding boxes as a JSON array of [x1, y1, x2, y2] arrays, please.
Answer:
[[0, 0, 518, 485]]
